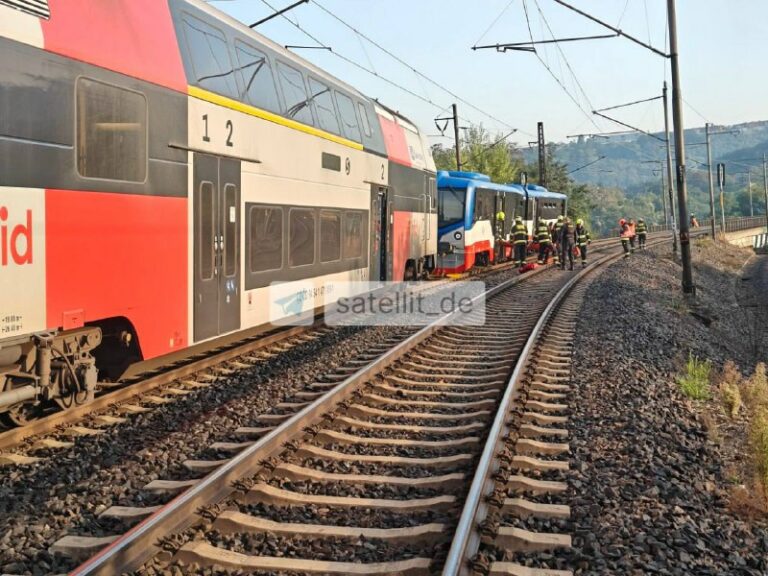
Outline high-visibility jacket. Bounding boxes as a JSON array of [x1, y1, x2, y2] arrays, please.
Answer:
[[575, 225, 591, 246], [536, 224, 551, 245], [637, 221, 647, 234], [620, 223, 631, 239], [513, 223, 527, 245], [628, 222, 636, 237], [554, 222, 563, 240]]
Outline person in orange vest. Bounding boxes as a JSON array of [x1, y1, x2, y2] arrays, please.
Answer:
[[619, 218, 631, 258], [690, 213, 700, 228], [628, 219, 637, 253]]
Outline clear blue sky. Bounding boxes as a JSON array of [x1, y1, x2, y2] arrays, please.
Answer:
[[210, 0, 768, 144]]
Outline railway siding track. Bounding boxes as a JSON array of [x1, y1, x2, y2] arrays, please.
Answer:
[[59, 240, 642, 576]]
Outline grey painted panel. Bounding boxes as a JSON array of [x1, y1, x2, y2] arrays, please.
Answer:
[[388, 162, 437, 213], [0, 37, 187, 197]]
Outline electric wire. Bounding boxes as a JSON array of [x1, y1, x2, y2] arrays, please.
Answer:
[[311, 0, 519, 132]]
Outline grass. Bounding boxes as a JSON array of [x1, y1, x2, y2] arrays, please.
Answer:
[[677, 353, 712, 400], [750, 408, 768, 488]]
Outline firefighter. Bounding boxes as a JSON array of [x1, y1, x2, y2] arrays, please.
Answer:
[[512, 215, 528, 267], [559, 217, 575, 271], [690, 213, 699, 228], [628, 219, 637, 253], [575, 218, 591, 267], [619, 218, 631, 257], [536, 217, 551, 264], [553, 215, 564, 264], [636, 217, 648, 249], [495, 208, 506, 261]]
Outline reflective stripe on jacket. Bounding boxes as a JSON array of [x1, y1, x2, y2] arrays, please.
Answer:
[[513, 223, 528, 245], [637, 222, 647, 234], [536, 224, 551, 244], [575, 225, 590, 246]]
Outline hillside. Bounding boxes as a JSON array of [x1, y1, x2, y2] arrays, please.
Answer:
[[522, 120, 768, 228]]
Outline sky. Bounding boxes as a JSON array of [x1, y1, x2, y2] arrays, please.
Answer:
[[209, 0, 768, 145]]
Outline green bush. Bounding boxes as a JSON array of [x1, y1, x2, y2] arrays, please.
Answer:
[[677, 354, 712, 400]]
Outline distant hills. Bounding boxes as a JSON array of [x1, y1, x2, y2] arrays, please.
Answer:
[[523, 120, 768, 220]]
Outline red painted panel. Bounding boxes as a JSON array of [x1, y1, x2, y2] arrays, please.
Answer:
[[45, 190, 188, 360], [378, 115, 411, 167], [392, 211, 411, 281], [42, 0, 186, 92]]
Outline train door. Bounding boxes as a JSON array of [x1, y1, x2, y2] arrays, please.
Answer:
[[370, 185, 389, 281], [193, 153, 241, 342]]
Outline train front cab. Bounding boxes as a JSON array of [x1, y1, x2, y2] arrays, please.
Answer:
[[437, 172, 526, 274]]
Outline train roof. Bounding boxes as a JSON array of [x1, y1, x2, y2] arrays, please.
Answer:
[[437, 171, 524, 195], [524, 185, 567, 200]]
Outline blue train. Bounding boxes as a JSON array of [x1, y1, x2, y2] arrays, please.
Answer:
[[436, 171, 566, 273]]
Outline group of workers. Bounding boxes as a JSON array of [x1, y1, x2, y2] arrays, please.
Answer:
[[499, 214, 591, 271], [534, 214, 591, 270], [618, 217, 648, 257]]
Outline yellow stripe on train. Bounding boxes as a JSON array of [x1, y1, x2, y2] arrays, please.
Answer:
[[188, 86, 364, 151]]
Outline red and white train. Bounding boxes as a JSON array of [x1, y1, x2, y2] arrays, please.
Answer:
[[0, 0, 437, 424]]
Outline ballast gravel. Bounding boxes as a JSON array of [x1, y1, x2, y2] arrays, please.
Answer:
[[541, 241, 768, 575], [0, 324, 416, 575]]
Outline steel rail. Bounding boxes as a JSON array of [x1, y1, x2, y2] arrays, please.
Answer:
[[69, 257, 553, 575], [0, 233, 653, 452], [441, 236, 671, 576]]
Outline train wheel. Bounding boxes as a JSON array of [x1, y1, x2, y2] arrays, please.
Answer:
[[0, 402, 39, 427]]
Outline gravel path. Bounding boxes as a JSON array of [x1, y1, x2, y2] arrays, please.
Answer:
[[558, 240, 768, 575]]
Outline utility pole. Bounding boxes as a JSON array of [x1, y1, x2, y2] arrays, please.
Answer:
[[748, 171, 754, 217], [667, 0, 693, 294], [452, 104, 462, 172], [705, 123, 717, 238], [718, 163, 726, 233], [662, 82, 678, 251], [659, 168, 668, 227], [763, 153, 768, 232], [537, 122, 547, 187]]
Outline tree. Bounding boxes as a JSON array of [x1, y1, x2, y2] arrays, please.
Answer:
[[432, 125, 524, 184]]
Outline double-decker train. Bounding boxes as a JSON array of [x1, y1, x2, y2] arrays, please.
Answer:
[[0, 0, 440, 424], [436, 171, 566, 274]]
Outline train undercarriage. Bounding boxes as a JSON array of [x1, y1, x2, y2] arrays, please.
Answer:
[[0, 328, 101, 426]]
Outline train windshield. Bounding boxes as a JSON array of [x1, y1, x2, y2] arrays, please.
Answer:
[[438, 187, 466, 228]]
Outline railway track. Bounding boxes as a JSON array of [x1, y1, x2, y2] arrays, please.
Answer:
[[0, 235, 629, 458], [54, 238, 655, 576]]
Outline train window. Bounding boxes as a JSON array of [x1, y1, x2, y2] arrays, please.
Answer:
[[235, 42, 280, 113], [277, 62, 314, 126], [76, 78, 147, 182], [343, 211, 363, 259], [335, 92, 361, 142], [320, 210, 342, 262], [474, 189, 495, 222], [438, 187, 465, 227], [224, 184, 237, 277], [199, 182, 215, 280], [358, 103, 372, 137], [249, 206, 283, 273], [181, 14, 238, 98], [290, 209, 316, 267], [308, 78, 340, 134]]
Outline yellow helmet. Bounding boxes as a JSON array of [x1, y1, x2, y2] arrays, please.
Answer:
[[557, 215, 564, 222], [576, 218, 583, 226], [515, 215, 523, 222]]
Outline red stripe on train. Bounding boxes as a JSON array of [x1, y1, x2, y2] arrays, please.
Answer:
[[41, 0, 187, 91], [45, 190, 188, 360]]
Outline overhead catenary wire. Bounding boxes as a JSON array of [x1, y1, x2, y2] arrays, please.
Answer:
[[310, 0, 519, 133], [257, 0, 449, 113]]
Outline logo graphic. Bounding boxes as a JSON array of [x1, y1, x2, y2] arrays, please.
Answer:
[[0, 207, 33, 266]]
